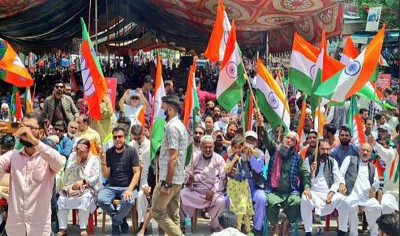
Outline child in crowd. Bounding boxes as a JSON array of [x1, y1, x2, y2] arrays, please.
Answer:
[[224, 136, 254, 233]]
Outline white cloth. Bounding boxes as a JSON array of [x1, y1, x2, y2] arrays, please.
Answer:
[[193, 144, 201, 159], [58, 209, 89, 230], [301, 158, 344, 233], [338, 157, 381, 235], [129, 137, 151, 223]]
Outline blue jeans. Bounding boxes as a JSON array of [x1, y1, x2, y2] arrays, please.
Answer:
[[98, 187, 137, 225]]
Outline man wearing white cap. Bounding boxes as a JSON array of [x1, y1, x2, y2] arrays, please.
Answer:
[[244, 131, 266, 235], [262, 128, 311, 236]]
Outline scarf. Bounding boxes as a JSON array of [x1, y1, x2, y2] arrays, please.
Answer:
[[271, 150, 282, 188]]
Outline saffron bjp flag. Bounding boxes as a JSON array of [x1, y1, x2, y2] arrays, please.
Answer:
[[255, 59, 290, 130], [288, 32, 319, 95], [150, 55, 166, 162], [184, 58, 200, 165], [204, 0, 231, 62], [11, 86, 22, 119], [80, 18, 107, 121], [0, 39, 33, 87], [315, 25, 385, 102], [216, 21, 246, 112], [25, 87, 33, 113]]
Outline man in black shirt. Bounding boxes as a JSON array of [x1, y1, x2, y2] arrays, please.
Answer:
[[98, 125, 141, 235]]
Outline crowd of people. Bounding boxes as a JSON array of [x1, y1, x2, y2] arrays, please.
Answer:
[[0, 58, 398, 236]]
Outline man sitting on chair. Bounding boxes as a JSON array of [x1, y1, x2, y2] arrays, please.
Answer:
[[98, 124, 141, 235], [300, 139, 345, 236], [180, 135, 227, 232]]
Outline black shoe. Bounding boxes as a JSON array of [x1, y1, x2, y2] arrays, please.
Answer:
[[112, 224, 121, 236], [305, 232, 312, 236], [313, 214, 322, 224], [337, 230, 346, 236], [120, 218, 129, 233]]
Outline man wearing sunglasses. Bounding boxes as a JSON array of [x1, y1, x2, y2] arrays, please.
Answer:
[[53, 120, 73, 159], [42, 80, 79, 126]]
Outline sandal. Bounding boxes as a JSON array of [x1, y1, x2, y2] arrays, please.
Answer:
[[57, 230, 67, 236]]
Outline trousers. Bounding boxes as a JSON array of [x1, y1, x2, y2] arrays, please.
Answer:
[[58, 209, 89, 229]]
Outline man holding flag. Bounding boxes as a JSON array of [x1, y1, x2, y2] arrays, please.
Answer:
[[152, 95, 188, 236]]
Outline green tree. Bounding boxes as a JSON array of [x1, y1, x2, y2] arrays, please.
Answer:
[[355, 0, 398, 29]]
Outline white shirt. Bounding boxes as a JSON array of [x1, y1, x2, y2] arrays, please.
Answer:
[[305, 157, 343, 194], [340, 156, 379, 201], [129, 137, 150, 188]]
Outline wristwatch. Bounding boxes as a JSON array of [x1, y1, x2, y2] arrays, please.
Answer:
[[161, 181, 172, 189]]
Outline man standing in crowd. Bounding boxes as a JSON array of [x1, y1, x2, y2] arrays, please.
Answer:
[[98, 124, 141, 236], [129, 124, 151, 228], [196, 77, 216, 113], [152, 95, 188, 236], [142, 75, 154, 129], [193, 126, 205, 157], [43, 80, 79, 125], [75, 116, 102, 155], [262, 126, 311, 236], [331, 125, 359, 167], [322, 123, 339, 150], [180, 135, 226, 232], [0, 113, 64, 235], [164, 80, 175, 95], [244, 131, 266, 235], [359, 108, 369, 124], [337, 143, 380, 236], [204, 116, 215, 135], [299, 130, 318, 160], [301, 139, 345, 236]]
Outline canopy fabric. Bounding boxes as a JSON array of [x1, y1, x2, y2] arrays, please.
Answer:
[[0, 0, 343, 54]]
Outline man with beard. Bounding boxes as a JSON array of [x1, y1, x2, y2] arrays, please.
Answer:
[[224, 122, 238, 146], [244, 131, 266, 235], [263, 129, 311, 236], [299, 130, 318, 160], [43, 80, 79, 125], [98, 124, 141, 235], [193, 126, 205, 157], [301, 139, 345, 236], [0, 112, 64, 235], [152, 95, 188, 236], [337, 143, 380, 236], [300, 117, 314, 148], [213, 105, 222, 122], [64, 121, 79, 146], [331, 125, 359, 167], [180, 135, 226, 232], [75, 116, 102, 155]]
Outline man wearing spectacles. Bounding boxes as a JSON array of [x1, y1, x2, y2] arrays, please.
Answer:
[[98, 124, 141, 235], [42, 80, 79, 126], [53, 120, 73, 159], [0, 112, 64, 235], [129, 124, 151, 230]]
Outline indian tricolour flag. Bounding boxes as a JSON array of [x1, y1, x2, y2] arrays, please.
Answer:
[[204, 0, 231, 62], [216, 20, 246, 112], [387, 152, 399, 183], [288, 32, 319, 95], [340, 35, 394, 110], [150, 55, 166, 162], [348, 96, 366, 145], [184, 58, 200, 165], [25, 86, 33, 113], [255, 59, 290, 130], [315, 25, 385, 102]]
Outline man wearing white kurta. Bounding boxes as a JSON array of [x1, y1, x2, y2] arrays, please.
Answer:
[[301, 139, 345, 236], [338, 143, 381, 236], [369, 135, 399, 214], [129, 124, 151, 226]]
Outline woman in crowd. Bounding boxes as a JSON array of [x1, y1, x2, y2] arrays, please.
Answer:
[[57, 139, 101, 236]]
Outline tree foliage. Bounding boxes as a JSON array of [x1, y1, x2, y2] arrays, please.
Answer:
[[355, 0, 399, 29]]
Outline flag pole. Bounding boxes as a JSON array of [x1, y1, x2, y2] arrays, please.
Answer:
[[241, 88, 245, 136], [313, 97, 322, 164], [371, 82, 378, 120], [278, 69, 290, 143]]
